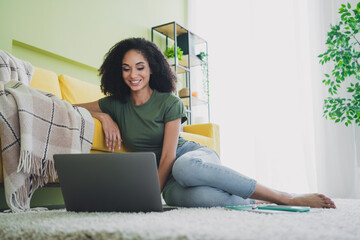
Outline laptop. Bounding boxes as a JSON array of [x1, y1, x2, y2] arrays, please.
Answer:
[[54, 152, 174, 212]]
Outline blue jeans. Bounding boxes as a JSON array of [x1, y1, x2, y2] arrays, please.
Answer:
[[162, 141, 257, 207]]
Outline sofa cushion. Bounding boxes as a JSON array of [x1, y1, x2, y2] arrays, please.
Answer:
[[29, 67, 62, 98], [58, 74, 104, 104]]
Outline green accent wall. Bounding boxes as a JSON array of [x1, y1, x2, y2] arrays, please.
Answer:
[[12, 40, 100, 84], [0, 0, 188, 84]]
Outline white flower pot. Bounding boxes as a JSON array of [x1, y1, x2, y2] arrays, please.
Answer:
[[167, 58, 175, 65]]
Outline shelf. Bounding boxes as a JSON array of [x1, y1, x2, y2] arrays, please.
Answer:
[[190, 32, 207, 45], [152, 21, 209, 124], [153, 22, 207, 45], [153, 22, 187, 39], [170, 65, 188, 74], [168, 55, 201, 74], [181, 96, 209, 107], [180, 55, 201, 68]]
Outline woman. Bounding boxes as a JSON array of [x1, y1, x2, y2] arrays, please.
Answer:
[[77, 38, 336, 208]]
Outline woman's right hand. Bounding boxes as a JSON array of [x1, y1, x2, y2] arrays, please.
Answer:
[[98, 113, 122, 152], [74, 101, 121, 152]]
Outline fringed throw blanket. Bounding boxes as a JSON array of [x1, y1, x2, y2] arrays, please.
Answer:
[[0, 50, 95, 212]]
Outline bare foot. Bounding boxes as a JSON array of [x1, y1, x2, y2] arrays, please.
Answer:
[[287, 193, 336, 209], [249, 183, 336, 209]]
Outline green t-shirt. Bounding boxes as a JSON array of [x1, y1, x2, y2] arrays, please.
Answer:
[[98, 89, 187, 165]]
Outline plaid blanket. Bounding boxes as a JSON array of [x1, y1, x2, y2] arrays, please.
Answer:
[[0, 50, 33, 85], [0, 50, 95, 212]]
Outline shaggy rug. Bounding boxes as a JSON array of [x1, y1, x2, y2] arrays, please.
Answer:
[[0, 199, 359, 240]]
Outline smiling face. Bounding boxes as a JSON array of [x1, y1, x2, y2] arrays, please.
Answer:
[[122, 49, 152, 94]]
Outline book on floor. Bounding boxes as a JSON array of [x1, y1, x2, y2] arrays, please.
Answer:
[[225, 204, 318, 214]]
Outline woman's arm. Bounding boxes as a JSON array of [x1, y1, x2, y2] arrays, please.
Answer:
[[158, 118, 182, 192], [75, 101, 121, 152], [75, 101, 103, 112]]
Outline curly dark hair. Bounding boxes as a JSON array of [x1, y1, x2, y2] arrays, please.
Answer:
[[99, 38, 177, 102]]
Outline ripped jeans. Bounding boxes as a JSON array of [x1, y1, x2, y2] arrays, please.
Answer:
[[162, 141, 257, 207]]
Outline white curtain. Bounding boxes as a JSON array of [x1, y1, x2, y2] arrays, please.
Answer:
[[188, 0, 360, 198], [308, 0, 360, 198]]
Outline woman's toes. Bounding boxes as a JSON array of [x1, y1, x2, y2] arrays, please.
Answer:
[[320, 196, 336, 208]]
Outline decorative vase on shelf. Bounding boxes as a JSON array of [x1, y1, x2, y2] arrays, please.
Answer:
[[167, 57, 175, 66], [178, 88, 189, 98]]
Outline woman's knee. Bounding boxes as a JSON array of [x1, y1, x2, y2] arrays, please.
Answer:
[[172, 154, 202, 186], [172, 148, 220, 185]]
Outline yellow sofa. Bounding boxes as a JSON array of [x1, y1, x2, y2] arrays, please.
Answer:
[[0, 67, 220, 184]]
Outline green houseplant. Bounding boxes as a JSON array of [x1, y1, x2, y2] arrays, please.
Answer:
[[319, 2, 360, 126], [164, 45, 183, 62], [199, 52, 209, 100]]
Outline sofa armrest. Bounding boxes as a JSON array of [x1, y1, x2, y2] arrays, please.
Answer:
[[183, 123, 220, 155]]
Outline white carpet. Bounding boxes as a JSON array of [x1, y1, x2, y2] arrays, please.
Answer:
[[0, 199, 359, 240]]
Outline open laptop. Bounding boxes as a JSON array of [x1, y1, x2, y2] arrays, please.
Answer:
[[54, 152, 174, 212]]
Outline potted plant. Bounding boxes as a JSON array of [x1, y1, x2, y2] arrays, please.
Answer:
[[164, 45, 183, 65], [318, 2, 360, 126], [199, 51, 209, 100]]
